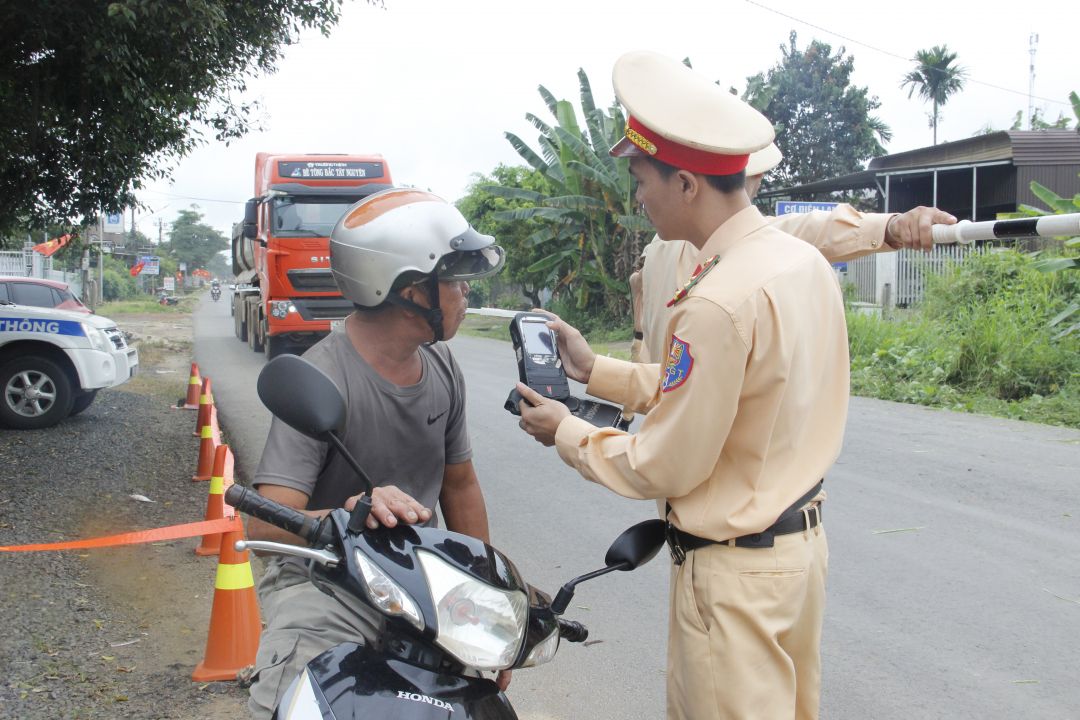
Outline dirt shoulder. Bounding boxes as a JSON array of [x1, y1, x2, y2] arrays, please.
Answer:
[[0, 309, 248, 719]]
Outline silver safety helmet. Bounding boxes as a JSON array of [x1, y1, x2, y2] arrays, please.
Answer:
[[330, 188, 505, 308]]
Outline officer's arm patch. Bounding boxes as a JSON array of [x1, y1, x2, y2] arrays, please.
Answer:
[[662, 335, 693, 393]]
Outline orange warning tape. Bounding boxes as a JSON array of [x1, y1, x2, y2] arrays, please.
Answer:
[[0, 517, 238, 553]]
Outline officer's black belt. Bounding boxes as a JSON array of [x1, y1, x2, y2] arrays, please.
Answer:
[[666, 480, 823, 564]]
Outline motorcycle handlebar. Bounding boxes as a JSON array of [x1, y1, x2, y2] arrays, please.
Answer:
[[557, 619, 589, 644], [224, 485, 335, 547]]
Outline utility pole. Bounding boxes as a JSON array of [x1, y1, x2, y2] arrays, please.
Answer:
[[1028, 33, 1039, 130], [98, 214, 105, 307]]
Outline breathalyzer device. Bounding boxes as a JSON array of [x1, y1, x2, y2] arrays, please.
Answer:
[[504, 312, 631, 431], [510, 312, 570, 401]]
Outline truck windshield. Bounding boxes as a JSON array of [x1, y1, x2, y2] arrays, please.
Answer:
[[270, 197, 357, 238]]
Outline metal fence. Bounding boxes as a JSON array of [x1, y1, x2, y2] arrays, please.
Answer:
[[844, 244, 983, 307], [0, 249, 84, 297]]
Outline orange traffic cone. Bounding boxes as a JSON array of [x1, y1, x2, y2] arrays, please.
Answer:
[[210, 406, 222, 446], [193, 377, 213, 437], [178, 363, 202, 409], [191, 516, 262, 682], [195, 445, 232, 556], [193, 422, 216, 481]]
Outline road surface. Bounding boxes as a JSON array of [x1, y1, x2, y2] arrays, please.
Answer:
[[194, 296, 1080, 719]]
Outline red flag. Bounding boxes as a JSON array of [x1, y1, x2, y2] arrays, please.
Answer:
[[130, 261, 146, 277], [32, 234, 72, 257]]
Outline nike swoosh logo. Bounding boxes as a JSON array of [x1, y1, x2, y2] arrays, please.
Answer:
[[427, 409, 448, 425]]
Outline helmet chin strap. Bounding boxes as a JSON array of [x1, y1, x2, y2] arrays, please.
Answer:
[[387, 273, 444, 343]]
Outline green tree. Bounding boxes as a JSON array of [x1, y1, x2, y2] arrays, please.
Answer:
[[0, 0, 354, 234], [901, 44, 968, 145], [743, 32, 891, 192], [457, 165, 550, 308], [494, 69, 652, 320], [165, 207, 227, 271]]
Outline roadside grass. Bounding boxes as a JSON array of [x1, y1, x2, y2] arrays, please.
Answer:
[[848, 249, 1080, 429], [97, 295, 197, 315]]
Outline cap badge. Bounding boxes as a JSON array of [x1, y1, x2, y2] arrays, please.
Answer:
[[666, 254, 720, 307], [625, 124, 658, 156]]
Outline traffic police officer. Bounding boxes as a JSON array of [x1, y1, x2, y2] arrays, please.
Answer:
[[516, 50, 845, 719], [637, 144, 957, 364]]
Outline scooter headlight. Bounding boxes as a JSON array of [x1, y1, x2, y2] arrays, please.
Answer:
[[417, 550, 527, 670], [355, 549, 423, 630]]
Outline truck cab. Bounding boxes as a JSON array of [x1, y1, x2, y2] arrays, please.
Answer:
[[232, 154, 393, 359]]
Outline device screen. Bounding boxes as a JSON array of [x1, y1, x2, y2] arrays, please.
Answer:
[[521, 320, 556, 356]]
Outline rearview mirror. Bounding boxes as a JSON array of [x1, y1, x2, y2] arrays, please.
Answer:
[[257, 355, 345, 440], [243, 199, 258, 239], [549, 518, 667, 614], [604, 519, 666, 570]]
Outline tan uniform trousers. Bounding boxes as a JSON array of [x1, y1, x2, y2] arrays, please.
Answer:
[[667, 522, 828, 720]]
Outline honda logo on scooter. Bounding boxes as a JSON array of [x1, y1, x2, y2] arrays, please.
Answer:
[[397, 691, 454, 712]]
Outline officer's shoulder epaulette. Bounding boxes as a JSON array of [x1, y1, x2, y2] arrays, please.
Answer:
[[666, 254, 720, 308]]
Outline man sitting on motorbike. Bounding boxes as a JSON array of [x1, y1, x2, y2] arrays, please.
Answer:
[[244, 188, 509, 718]]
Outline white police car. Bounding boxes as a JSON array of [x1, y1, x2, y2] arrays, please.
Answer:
[[0, 301, 139, 429]]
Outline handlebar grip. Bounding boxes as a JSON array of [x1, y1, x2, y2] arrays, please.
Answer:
[[558, 619, 589, 644], [224, 485, 334, 547]]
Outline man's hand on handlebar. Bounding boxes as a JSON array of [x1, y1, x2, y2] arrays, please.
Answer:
[[346, 485, 432, 530]]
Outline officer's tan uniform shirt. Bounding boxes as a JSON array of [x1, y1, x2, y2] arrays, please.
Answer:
[[554, 206, 849, 542], [639, 205, 894, 363]]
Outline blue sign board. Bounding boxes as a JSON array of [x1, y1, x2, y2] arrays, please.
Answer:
[[775, 201, 840, 215], [774, 201, 846, 271]]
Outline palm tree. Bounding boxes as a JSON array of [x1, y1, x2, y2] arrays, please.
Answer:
[[901, 45, 968, 145]]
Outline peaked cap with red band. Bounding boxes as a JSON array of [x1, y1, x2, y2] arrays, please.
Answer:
[[609, 51, 774, 176]]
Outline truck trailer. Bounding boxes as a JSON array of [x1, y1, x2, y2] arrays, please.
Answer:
[[232, 153, 393, 358]]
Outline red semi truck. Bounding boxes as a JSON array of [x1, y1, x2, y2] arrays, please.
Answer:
[[232, 153, 393, 358]]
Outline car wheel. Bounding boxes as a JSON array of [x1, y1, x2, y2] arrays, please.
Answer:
[[70, 389, 100, 416], [0, 356, 75, 429]]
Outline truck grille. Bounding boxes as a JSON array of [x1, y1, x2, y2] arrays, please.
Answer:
[[287, 269, 339, 293], [291, 298, 354, 321]]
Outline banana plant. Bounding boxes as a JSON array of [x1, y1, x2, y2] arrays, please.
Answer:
[[489, 68, 652, 316]]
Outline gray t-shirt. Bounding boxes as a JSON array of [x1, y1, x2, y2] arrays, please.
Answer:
[[254, 329, 471, 515]]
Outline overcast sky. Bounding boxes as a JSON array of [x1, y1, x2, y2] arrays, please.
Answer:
[[133, 0, 1080, 242]]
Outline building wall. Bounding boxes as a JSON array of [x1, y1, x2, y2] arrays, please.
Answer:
[[1017, 165, 1080, 210]]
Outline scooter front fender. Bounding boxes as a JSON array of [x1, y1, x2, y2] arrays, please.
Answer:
[[274, 642, 517, 720]]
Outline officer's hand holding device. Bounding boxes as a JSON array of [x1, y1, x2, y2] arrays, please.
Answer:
[[504, 312, 630, 431]]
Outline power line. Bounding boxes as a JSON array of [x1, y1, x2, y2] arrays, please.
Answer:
[[743, 0, 1068, 107], [138, 188, 246, 204]]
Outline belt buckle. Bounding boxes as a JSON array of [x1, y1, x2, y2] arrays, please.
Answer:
[[665, 523, 686, 566]]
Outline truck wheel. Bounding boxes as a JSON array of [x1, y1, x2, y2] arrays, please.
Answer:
[[249, 305, 264, 353], [266, 335, 298, 360], [70, 389, 100, 416], [0, 356, 75, 429], [235, 299, 248, 342]]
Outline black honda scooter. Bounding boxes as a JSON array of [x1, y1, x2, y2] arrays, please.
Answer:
[[224, 354, 665, 719]]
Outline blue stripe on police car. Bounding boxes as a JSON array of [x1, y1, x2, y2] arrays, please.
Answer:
[[0, 317, 86, 336]]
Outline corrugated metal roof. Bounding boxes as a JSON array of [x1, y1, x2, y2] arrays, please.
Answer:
[[869, 133, 1013, 170], [1008, 130, 1080, 165], [761, 130, 1080, 197]]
